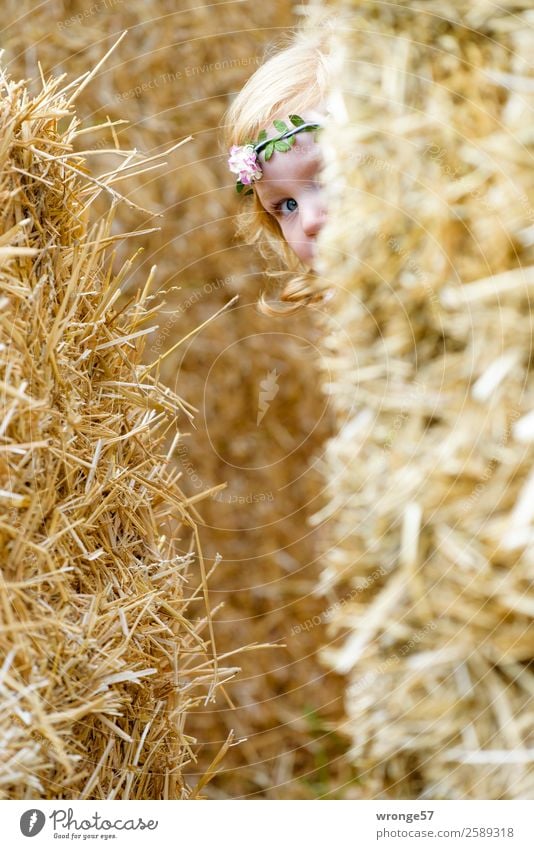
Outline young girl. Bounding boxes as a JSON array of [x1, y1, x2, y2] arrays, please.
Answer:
[[223, 25, 337, 315]]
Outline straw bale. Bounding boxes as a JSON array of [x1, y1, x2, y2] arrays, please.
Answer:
[[0, 61, 235, 799], [3, 1, 354, 797], [312, 0, 534, 798]]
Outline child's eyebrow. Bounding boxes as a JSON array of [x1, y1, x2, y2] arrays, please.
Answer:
[[259, 193, 285, 212], [257, 149, 324, 208]]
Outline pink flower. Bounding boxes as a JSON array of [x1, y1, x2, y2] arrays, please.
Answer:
[[227, 144, 262, 186]]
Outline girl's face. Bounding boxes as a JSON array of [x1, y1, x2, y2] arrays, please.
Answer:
[[254, 111, 327, 268]]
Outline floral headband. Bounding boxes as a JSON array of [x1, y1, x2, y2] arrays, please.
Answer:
[[228, 115, 323, 194]]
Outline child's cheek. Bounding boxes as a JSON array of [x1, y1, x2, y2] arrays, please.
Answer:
[[269, 212, 281, 231], [279, 220, 291, 241]]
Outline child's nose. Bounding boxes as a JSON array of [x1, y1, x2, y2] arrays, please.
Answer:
[[301, 195, 327, 238]]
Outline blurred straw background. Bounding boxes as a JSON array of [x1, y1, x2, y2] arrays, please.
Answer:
[[314, 0, 534, 799], [1, 0, 355, 799]]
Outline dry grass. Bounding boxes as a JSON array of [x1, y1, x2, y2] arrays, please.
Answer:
[[0, 50, 237, 799], [315, 0, 534, 798]]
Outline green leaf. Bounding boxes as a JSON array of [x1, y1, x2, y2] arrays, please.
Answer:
[[288, 135, 296, 146], [236, 181, 244, 193], [264, 141, 275, 161], [273, 119, 289, 133], [274, 140, 292, 152], [257, 129, 267, 142], [289, 114, 305, 127], [244, 188, 254, 196]]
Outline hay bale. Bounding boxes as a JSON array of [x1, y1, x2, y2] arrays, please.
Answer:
[[315, 0, 534, 798], [0, 58, 234, 799]]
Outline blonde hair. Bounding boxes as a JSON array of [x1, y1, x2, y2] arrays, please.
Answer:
[[222, 25, 335, 316]]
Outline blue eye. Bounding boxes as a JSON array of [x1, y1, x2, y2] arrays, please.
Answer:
[[277, 198, 298, 215]]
